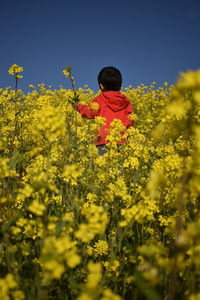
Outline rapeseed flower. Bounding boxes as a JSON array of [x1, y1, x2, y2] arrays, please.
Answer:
[[87, 240, 108, 257], [100, 289, 122, 300], [86, 262, 102, 288], [8, 64, 23, 75], [1, 67, 200, 299], [63, 66, 72, 78], [62, 164, 84, 185], [77, 293, 93, 300], [28, 200, 46, 216]]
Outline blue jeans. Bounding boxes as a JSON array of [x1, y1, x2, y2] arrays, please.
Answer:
[[96, 145, 107, 156]]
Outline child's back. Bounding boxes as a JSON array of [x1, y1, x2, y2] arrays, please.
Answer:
[[76, 66, 134, 145]]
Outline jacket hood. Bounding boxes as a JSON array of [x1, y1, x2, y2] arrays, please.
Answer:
[[101, 91, 130, 112]]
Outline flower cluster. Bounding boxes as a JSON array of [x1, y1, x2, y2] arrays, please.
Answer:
[[8, 64, 23, 75], [0, 65, 200, 299]]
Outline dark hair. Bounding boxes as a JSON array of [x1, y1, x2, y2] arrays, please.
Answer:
[[98, 66, 122, 91]]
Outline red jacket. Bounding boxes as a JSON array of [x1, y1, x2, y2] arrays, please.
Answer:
[[77, 91, 133, 145]]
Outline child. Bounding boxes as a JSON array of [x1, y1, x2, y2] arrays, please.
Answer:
[[76, 66, 133, 153]]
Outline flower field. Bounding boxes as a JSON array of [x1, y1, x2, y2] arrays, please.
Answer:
[[0, 65, 200, 300]]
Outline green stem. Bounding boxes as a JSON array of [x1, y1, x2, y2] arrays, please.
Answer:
[[15, 75, 18, 101], [168, 158, 186, 300]]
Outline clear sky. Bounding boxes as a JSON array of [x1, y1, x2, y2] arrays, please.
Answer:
[[1, 0, 200, 93]]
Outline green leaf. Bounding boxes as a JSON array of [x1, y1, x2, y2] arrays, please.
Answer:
[[134, 271, 162, 300], [8, 151, 24, 170]]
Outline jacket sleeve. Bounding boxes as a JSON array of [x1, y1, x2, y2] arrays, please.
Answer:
[[76, 99, 100, 119]]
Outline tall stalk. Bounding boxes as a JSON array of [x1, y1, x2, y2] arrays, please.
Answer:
[[63, 66, 79, 148], [168, 158, 187, 300]]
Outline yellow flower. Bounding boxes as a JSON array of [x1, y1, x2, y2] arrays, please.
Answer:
[[19, 184, 34, 198], [12, 290, 25, 300], [194, 91, 200, 104], [123, 156, 139, 169], [90, 102, 99, 111], [86, 193, 97, 203], [75, 224, 96, 242], [5, 274, 18, 289], [103, 260, 120, 277], [66, 253, 81, 268], [0, 158, 17, 179], [8, 64, 23, 75], [100, 289, 122, 300], [86, 246, 93, 256], [63, 66, 72, 78], [142, 267, 159, 285], [163, 82, 168, 87], [43, 260, 65, 279], [77, 293, 93, 300], [86, 262, 102, 288], [16, 74, 23, 79], [92, 240, 108, 257], [62, 212, 74, 222], [47, 223, 56, 233], [62, 164, 84, 185], [0, 274, 19, 300], [76, 204, 108, 242], [11, 226, 21, 235], [28, 200, 46, 216], [189, 293, 200, 300], [177, 69, 200, 89], [166, 99, 189, 120], [106, 119, 126, 143]]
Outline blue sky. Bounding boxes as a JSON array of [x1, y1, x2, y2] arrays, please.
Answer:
[[1, 0, 200, 92]]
